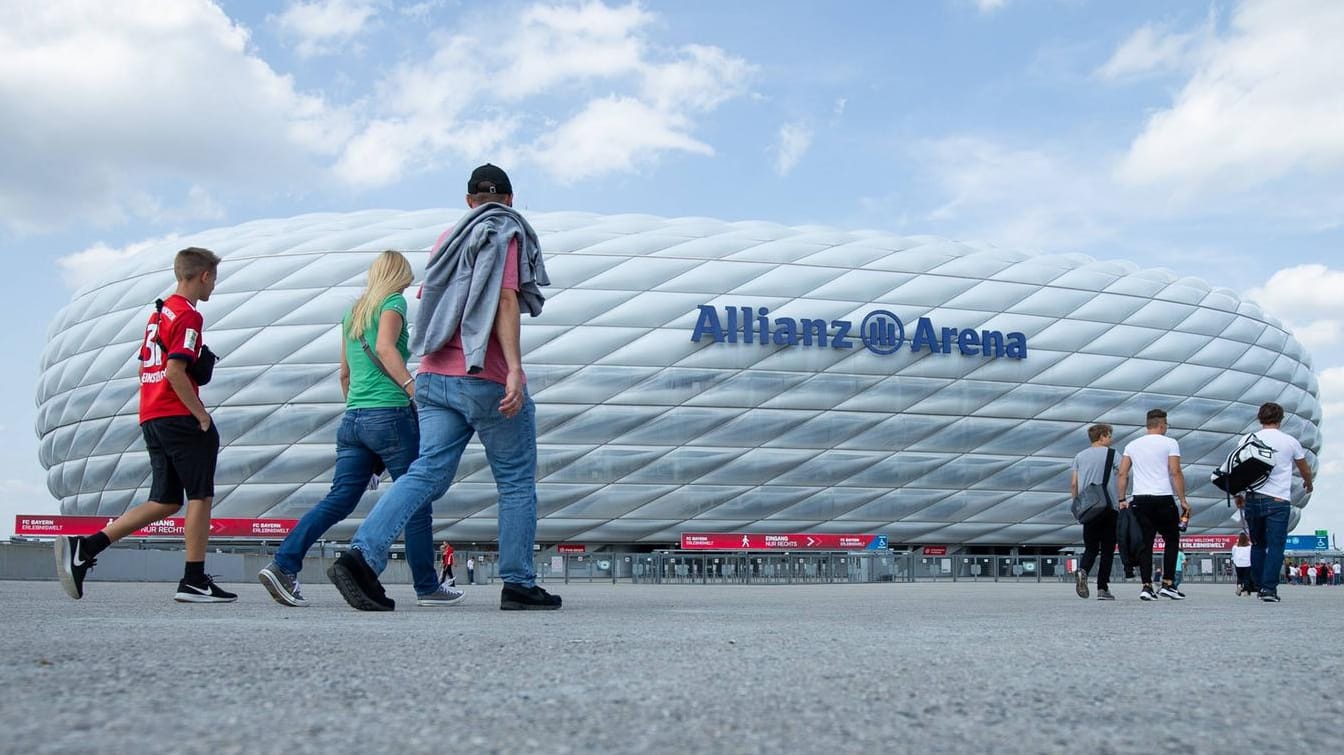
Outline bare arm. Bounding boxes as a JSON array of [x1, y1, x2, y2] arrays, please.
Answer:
[[1115, 456, 1131, 508], [374, 309, 414, 398], [1169, 455, 1189, 510], [1296, 458, 1314, 492], [166, 359, 210, 430], [338, 338, 349, 400], [1070, 469, 1079, 499], [494, 287, 523, 418]]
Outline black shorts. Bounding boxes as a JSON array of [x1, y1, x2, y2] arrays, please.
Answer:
[[141, 416, 219, 505]]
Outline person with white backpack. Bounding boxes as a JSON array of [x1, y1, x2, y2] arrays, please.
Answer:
[[1234, 402, 1313, 603]]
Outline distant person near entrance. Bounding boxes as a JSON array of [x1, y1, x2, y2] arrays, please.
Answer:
[[1070, 423, 1118, 600], [328, 163, 558, 612], [1236, 402, 1313, 603], [55, 248, 234, 603], [257, 251, 456, 608], [1115, 408, 1191, 601]]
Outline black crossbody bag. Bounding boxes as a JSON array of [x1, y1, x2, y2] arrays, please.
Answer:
[[139, 298, 220, 385]]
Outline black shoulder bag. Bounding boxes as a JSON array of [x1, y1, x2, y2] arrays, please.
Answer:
[[140, 298, 219, 385]]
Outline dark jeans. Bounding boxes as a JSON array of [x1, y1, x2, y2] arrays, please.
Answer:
[[1131, 496, 1180, 585], [1244, 492, 1290, 593], [273, 406, 437, 596], [1079, 506, 1117, 590]]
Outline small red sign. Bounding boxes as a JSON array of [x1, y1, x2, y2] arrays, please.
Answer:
[[922, 545, 948, 556], [680, 532, 885, 551], [556, 544, 586, 553], [15, 515, 298, 538], [1154, 534, 1240, 551]]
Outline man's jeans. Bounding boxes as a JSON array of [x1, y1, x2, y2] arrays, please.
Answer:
[[352, 374, 539, 587], [273, 406, 438, 596], [1245, 492, 1290, 593]]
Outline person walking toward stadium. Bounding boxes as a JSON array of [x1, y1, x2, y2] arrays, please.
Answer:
[[1115, 408, 1191, 601], [328, 163, 559, 612], [1070, 423, 1118, 600], [1231, 532, 1255, 596], [55, 247, 235, 603], [258, 251, 458, 608], [1235, 402, 1312, 603], [439, 542, 456, 586]]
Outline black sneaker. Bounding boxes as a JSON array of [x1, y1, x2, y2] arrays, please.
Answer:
[[327, 550, 394, 611], [500, 582, 561, 611], [174, 575, 238, 603], [1158, 584, 1186, 600], [1259, 590, 1281, 603], [54, 536, 97, 600], [1074, 569, 1089, 599]]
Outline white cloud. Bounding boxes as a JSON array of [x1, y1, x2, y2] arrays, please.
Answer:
[[974, 0, 1007, 14], [338, 1, 753, 188], [773, 122, 813, 176], [273, 0, 378, 58], [57, 234, 181, 292], [1115, 0, 1344, 192], [0, 477, 55, 540], [1095, 19, 1212, 80], [1246, 263, 1344, 356], [0, 0, 351, 233]]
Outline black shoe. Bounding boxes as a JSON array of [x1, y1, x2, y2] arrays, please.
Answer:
[[1259, 590, 1281, 603], [500, 582, 561, 611], [328, 550, 394, 611], [55, 536, 97, 600], [173, 575, 237, 603]]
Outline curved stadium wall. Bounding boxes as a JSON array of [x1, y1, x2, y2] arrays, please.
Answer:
[[36, 210, 1322, 546]]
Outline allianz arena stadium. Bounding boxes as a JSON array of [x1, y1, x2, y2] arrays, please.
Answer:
[[36, 209, 1322, 546]]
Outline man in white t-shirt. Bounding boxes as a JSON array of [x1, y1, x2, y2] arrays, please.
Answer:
[[1115, 408, 1190, 601], [1234, 402, 1312, 603]]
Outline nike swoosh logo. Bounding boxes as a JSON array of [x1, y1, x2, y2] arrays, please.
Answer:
[[71, 539, 87, 568], [184, 583, 213, 595]]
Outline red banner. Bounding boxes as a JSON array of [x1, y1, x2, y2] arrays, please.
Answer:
[[15, 515, 298, 538], [681, 532, 887, 551], [556, 544, 586, 553], [922, 545, 948, 556], [1154, 534, 1240, 551]]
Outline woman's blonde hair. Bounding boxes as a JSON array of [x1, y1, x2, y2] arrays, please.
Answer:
[[347, 250, 414, 341]]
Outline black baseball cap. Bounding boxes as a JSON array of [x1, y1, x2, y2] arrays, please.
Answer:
[[467, 163, 512, 194]]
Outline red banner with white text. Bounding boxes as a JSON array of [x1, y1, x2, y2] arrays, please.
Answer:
[[14, 515, 298, 538]]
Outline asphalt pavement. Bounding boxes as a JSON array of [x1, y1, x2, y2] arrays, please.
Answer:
[[1, 578, 1339, 754]]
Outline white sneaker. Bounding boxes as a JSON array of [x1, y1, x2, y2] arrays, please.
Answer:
[[1158, 585, 1186, 600], [1138, 587, 1157, 601]]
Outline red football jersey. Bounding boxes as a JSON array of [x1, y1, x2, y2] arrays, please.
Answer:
[[139, 294, 205, 423]]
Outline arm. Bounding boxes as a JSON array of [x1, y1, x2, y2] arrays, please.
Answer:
[[1296, 459, 1314, 493], [1115, 456, 1131, 509], [339, 337, 350, 401], [1070, 469, 1079, 499], [1169, 455, 1190, 511], [166, 359, 211, 431], [494, 287, 523, 418], [374, 309, 414, 398]]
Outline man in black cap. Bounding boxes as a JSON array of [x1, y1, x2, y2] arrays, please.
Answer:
[[329, 164, 558, 611]]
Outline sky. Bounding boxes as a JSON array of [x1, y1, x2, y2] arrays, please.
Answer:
[[1, 0, 1340, 541]]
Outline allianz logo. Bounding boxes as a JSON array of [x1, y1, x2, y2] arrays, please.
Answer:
[[690, 304, 1028, 359]]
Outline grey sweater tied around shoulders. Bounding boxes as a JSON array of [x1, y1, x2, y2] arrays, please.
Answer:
[[411, 203, 549, 373]]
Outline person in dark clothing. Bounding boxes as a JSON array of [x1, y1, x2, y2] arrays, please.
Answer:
[[1071, 423, 1118, 600]]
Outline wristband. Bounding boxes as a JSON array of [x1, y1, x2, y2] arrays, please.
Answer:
[[400, 376, 414, 388]]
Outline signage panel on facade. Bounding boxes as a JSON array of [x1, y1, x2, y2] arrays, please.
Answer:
[[14, 515, 298, 538], [922, 545, 949, 556], [1285, 534, 1329, 551], [681, 532, 888, 551], [556, 544, 586, 553], [1152, 535, 1239, 551]]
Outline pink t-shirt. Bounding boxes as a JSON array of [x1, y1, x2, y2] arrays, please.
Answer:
[[418, 233, 523, 386]]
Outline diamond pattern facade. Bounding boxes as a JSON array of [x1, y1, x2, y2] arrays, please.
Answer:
[[36, 210, 1322, 545]]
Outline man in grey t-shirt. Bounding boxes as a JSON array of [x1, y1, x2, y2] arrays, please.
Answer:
[[1071, 423, 1118, 600]]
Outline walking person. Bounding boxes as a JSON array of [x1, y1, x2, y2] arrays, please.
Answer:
[[1231, 533, 1255, 596], [1235, 402, 1312, 603], [1070, 424, 1118, 600], [55, 247, 235, 603], [257, 251, 459, 608], [1115, 408, 1191, 601], [466, 555, 476, 585], [328, 163, 559, 611], [439, 542, 456, 587]]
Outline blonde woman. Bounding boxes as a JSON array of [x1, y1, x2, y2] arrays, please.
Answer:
[[259, 251, 461, 608]]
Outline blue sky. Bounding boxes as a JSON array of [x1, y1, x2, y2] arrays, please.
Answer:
[[1, 0, 1340, 539]]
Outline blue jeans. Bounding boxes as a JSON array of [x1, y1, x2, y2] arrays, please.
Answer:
[[274, 406, 438, 596], [352, 374, 539, 587], [1245, 492, 1290, 593]]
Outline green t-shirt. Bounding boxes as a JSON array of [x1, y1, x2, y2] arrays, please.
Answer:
[[343, 292, 411, 408]]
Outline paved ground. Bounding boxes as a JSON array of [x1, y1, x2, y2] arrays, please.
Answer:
[[1, 578, 1340, 755]]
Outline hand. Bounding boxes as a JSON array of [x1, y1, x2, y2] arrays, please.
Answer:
[[1234, 495, 1244, 509], [1118, 500, 1129, 510], [499, 368, 525, 419], [197, 413, 212, 432], [1304, 481, 1313, 493]]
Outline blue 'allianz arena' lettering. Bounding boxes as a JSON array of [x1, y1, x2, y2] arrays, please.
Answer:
[[690, 304, 1027, 359]]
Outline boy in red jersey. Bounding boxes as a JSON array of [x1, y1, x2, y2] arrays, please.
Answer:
[[55, 247, 235, 603]]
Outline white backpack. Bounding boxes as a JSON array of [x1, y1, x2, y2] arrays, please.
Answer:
[[1211, 433, 1275, 505]]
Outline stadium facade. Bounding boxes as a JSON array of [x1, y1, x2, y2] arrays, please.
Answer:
[[36, 210, 1322, 547]]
